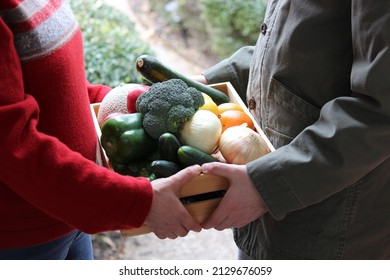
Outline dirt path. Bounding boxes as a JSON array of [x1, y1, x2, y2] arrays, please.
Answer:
[[94, 0, 237, 260], [109, 0, 218, 75]]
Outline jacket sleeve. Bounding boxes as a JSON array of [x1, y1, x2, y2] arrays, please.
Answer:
[[202, 46, 254, 101], [0, 18, 152, 233], [247, 5, 390, 220]]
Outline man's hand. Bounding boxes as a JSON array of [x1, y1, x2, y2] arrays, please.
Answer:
[[201, 162, 268, 230], [190, 74, 208, 85], [145, 165, 202, 239]]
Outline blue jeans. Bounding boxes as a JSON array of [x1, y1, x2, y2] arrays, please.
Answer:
[[0, 230, 93, 260]]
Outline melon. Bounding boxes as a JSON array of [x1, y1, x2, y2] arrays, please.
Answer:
[[97, 83, 141, 127]]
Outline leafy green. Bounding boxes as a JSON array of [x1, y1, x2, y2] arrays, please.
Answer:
[[69, 0, 154, 87]]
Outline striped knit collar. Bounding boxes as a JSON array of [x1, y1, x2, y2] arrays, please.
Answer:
[[0, 0, 78, 61]]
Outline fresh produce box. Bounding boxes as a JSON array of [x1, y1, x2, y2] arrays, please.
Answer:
[[91, 82, 274, 237]]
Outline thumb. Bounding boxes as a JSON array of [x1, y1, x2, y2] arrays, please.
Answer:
[[202, 162, 235, 177], [165, 165, 202, 193]]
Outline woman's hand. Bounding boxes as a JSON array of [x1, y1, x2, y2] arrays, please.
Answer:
[[145, 165, 202, 239]]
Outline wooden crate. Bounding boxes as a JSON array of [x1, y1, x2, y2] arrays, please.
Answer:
[[91, 82, 274, 237]]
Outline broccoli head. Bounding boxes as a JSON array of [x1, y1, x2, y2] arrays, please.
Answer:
[[186, 87, 205, 109], [166, 105, 195, 133], [135, 79, 205, 139]]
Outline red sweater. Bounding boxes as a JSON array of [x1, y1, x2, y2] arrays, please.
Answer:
[[0, 0, 153, 249]]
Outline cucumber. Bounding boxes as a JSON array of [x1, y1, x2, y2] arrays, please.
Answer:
[[158, 133, 181, 163], [135, 55, 230, 105], [151, 160, 182, 178], [177, 145, 220, 167]]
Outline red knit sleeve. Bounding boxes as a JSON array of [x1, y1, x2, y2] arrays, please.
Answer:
[[0, 18, 153, 233], [87, 82, 111, 103]]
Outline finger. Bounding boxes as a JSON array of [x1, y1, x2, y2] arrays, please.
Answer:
[[154, 230, 178, 240], [175, 165, 202, 182], [153, 231, 168, 239], [216, 215, 249, 231], [165, 165, 201, 193], [182, 216, 202, 233], [166, 233, 178, 240], [202, 202, 228, 229], [209, 210, 247, 231], [203, 215, 227, 230], [176, 225, 190, 237], [174, 202, 202, 233], [202, 162, 236, 177], [213, 215, 231, 231]]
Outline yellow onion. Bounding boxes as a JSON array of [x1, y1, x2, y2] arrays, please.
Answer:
[[180, 110, 222, 154], [219, 125, 270, 164]]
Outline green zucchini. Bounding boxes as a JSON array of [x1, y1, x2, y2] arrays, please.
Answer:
[[177, 145, 220, 167], [135, 55, 230, 105], [158, 133, 181, 163], [151, 160, 182, 178]]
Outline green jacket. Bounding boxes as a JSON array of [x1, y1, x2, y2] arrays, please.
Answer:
[[204, 0, 390, 259]]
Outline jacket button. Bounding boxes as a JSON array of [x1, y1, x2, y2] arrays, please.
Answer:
[[260, 22, 267, 35], [248, 98, 256, 110]]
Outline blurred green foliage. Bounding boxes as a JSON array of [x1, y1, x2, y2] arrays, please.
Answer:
[[70, 0, 266, 86], [198, 0, 266, 58], [149, 0, 267, 59], [69, 0, 154, 87]]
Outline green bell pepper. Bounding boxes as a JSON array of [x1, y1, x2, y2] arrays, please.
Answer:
[[100, 113, 158, 164]]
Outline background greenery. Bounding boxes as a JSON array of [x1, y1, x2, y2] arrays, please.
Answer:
[[70, 0, 154, 87], [149, 0, 267, 58], [198, 0, 266, 58], [70, 0, 267, 86]]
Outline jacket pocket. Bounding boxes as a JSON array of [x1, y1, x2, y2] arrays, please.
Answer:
[[264, 79, 320, 148]]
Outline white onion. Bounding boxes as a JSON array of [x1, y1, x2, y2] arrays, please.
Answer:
[[219, 125, 270, 164], [180, 110, 222, 154]]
